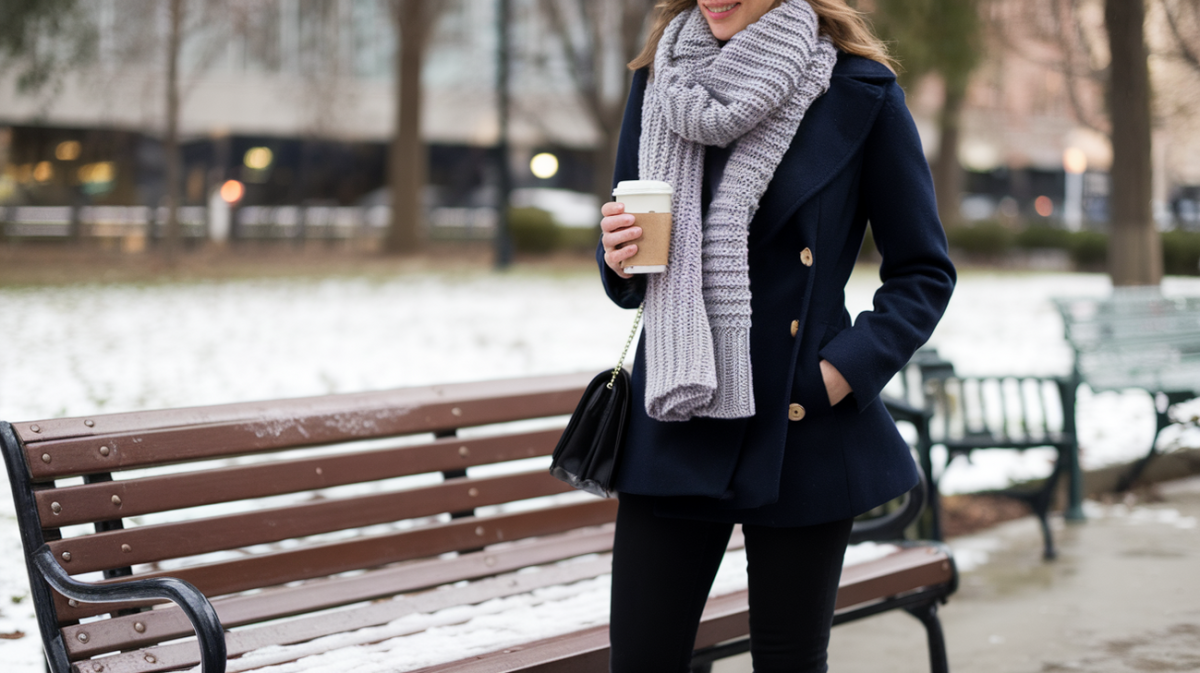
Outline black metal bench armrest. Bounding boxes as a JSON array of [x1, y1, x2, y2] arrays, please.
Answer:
[[32, 545, 227, 673], [881, 396, 931, 425], [849, 461, 929, 545]]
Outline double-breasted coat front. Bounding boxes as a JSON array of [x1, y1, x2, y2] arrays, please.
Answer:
[[596, 52, 957, 528]]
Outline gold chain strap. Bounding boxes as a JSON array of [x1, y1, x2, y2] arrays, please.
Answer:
[[607, 302, 645, 390]]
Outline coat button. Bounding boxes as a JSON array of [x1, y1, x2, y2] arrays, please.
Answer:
[[790, 320, 799, 337], [788, 403, 806, 421], [800, 247, 814, 267]]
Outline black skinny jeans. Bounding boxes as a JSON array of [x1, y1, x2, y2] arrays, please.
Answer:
[[609, 493, 854, 673]]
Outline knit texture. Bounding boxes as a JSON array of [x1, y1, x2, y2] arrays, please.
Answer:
[[640, 1, 837, 421]]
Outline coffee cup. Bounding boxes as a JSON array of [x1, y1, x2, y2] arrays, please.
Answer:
[[612, 180, 673, 274]]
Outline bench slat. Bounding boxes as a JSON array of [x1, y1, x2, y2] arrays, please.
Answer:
[[22, 374, 590, 480], [50, 471, 576, 576], [37, 429, 564, 526], [79, 545, 953, 673], [53, 499, 619, 620], [64, 527, 618, 659], [17, 373, 591, 445], [76, 555, 618, 673]]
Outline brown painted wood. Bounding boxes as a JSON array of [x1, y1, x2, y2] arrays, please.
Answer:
[[68, 542, 951, 672], [49, 470, 576, 575], [75, 556, 619, 673], [410, 627, 611, 673], [833, 546, 954, 610], [22, 373, 591, 479], [64, 527, 618, 657], [54, 499, 618, 621], [37, 429, 564, 527]]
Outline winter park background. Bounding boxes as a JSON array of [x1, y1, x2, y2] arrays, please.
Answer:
[[2, 266, 1199, 672]]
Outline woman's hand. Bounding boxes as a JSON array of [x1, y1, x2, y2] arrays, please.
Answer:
[[820, 359, 851, 406], [600, 202, 642, 279]]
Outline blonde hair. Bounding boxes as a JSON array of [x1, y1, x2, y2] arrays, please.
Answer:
[[628, 0, 897, 73]]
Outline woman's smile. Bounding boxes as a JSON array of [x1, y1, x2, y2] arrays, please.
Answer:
[[703, 2, 741, 19], [700, 0, 778, 41]]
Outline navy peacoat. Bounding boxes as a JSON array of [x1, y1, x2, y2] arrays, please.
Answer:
[[597, 52, 956, 527]]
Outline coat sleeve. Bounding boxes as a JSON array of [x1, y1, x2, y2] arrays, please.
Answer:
[[596, 67, 650, 309], [817, 81, 957, 412]]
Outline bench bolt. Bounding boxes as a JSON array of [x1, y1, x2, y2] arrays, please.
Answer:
[[111, 495, 122, 506], [41, 454, 51, 464], [121, 544, 132, 553], [84, 419, 94, 427], [134, 622, 146, 633], [61, 551, 71, 562], [144, 654, 156, 664], [475, 526, 485, 537], [68, 599, 78, 607], [30, 424, 41, 433], [99, 446, 110, 457], [451, 407, 462, 417], [91, 664, 103, 672], [468, 488, 479, 497], [458, 446, 469, 457], [77, 632, 88, 643], [51, 502, 62, 514]]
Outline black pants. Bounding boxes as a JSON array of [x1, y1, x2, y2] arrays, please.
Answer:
[[609, 493, 854, 673]]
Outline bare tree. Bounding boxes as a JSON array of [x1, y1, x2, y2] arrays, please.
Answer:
[[0, 0, 96, 97], [1160, 0, 1200, 74], [987, 0, 1175, 284], [1106, 0, 1161, 285], [536, 0, 655, 207], [384, 0, 449, 255]]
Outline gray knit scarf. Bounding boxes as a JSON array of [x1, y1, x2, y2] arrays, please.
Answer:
[[640, 1, 838, 421]]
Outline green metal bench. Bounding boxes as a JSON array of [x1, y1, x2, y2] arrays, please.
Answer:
[[1054, 287, 1200, 492], [898, 350, 1082, 560]]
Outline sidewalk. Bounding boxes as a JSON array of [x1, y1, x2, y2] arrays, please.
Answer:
[[719, 475, 1200, 672]]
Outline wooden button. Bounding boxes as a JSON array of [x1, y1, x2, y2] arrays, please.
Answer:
[[788, 403, 806, 421], [790, 320, 799, 337], [800, 247, 814, 266]]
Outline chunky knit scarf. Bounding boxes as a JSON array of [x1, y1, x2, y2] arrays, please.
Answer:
[[640, 1, 838, 421]]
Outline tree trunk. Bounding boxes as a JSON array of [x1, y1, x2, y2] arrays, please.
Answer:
[[164, 0, 183, 264], [386, 0, 428, 255], [934, 79, 966, 229], [1105, 0, 1161, 286]]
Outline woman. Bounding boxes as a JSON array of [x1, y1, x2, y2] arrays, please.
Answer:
[[596, 0, 956, 671]]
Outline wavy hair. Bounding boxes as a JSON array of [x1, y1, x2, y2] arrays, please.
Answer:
[[628, 0, 897, 73]]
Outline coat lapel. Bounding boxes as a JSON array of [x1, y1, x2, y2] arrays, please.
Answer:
[[752, 73, 889, 238]]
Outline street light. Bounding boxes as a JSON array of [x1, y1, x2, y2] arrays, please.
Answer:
[[1063, 147, 1088, 231]]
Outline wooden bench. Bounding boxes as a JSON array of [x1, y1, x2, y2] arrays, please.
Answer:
[[2, 373, 957, 673], [900, 350, 1080, 560], [1055, 288, 1200, 492]]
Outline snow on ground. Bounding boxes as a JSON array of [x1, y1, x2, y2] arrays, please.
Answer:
[[1, 267, 1199, 670]]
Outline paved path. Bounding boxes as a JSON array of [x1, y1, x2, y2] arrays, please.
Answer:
[[716, 476, 1200, 672]]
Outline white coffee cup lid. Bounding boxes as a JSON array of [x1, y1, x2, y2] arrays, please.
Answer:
[[612, 180, 673, 197]]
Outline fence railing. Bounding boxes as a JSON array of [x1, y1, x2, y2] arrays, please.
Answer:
[[0, 205, 500, 242]]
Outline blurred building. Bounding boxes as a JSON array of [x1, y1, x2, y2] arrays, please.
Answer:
[[904, 0, 1200, 231], [0, 0, 606, 225]]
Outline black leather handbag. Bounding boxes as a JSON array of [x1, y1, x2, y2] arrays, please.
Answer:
[[549, 304, 643, 498]]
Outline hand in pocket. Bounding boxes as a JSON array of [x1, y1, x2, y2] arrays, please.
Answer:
[[819, 359, 851, 406]]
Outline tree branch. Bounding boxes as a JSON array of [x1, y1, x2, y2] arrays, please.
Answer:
[[1161, 0, 1200, 74]]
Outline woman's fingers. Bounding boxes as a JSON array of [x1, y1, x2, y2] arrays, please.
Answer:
[[602, 222, 642, 251], [600, 213, 636, 235], [600, 202, 639, 278], [604, 244, 638, 278], [600, 201, 625, 218]]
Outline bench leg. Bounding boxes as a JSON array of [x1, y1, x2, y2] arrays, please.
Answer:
[[905, 600, 950, 673]]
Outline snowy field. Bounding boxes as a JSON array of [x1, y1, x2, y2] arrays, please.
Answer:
[[1, 267, 1199, 671]]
